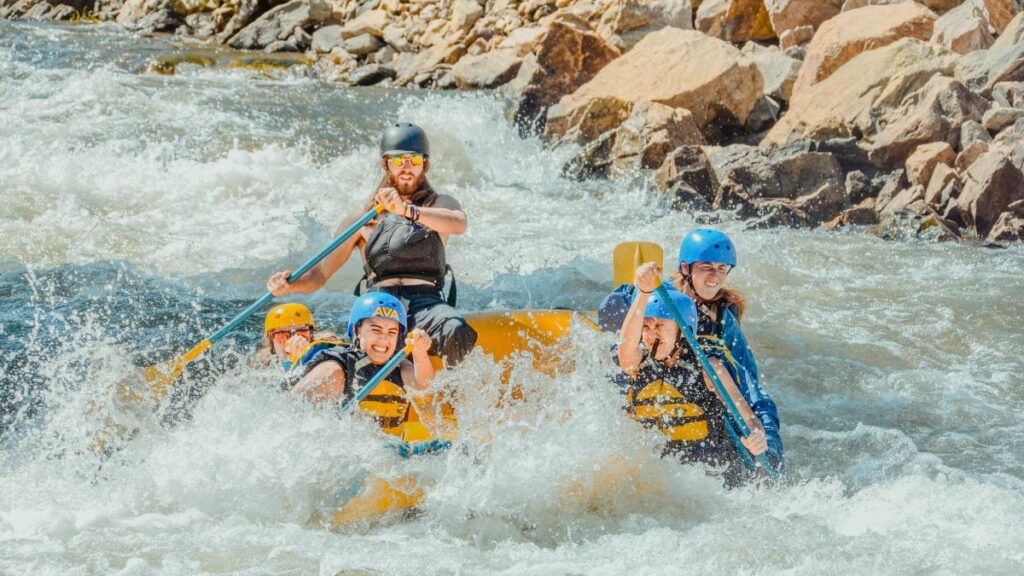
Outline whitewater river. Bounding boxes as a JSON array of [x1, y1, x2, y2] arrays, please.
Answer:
[[2, 21, 1024, 575]]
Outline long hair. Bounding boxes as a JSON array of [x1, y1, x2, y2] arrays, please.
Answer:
[[671, 272, 747, 322]]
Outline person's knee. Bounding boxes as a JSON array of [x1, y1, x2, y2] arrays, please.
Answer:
[[437, 317, 477, 364]]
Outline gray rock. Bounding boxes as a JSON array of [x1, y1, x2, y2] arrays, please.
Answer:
[[655, 146, 720, 203], [705, 143, 843, 202], [227, 0, 331, 50], [845, 170, 872, 204], [311, 25, 344, 53], [348, 63, 396, 86], [991, 82, 1024, 109], [960, 119, 992, 146], [982, 107, 1024, 134], [344, 33, 383, 56], [955, 41, 1024, 96], [986, 212, 1024, 243]]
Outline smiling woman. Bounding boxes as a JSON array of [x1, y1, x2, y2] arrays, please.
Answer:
[[3, 20, 1024, 576]]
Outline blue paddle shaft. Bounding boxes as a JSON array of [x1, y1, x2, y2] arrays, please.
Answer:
[[654, 284, 778, 483], [206, 207, 381, 344], [340, 347, 410, 414]]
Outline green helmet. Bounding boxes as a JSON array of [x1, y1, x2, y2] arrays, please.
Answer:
[[380, 122, 430, 158]]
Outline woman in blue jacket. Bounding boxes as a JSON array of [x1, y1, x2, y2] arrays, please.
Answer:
[[599, 229, 783, 472]]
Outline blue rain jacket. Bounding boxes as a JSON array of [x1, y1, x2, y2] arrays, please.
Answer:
[[598, 284, 784, 468]]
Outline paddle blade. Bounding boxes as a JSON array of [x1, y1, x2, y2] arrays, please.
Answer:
[[130, 339, 213, 403], [613, 241, 664, 286]]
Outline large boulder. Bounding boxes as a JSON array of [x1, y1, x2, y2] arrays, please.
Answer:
[[792, 3, 937, 96], [227, 0, 330, 50], [986, 211, 1024, 243], [597, 0, 694, 51], [612, 102, 705, 170], [975, 0, 1017, 34], [763, 0, 842, 46], [696, 0, 776, 43], [341, 8, 388, 39], [930, 1, 994, 55], [766, 39, 958, 147], [956, 150, 1024, 236], [955, 13, 1024, 95], [655, 146, 721, 205], [703, 143, 846, 224], [546, 28, 763, 141], [868, 75, 989, 168], [510, 15, 620, 135], [452, 49, 523, 89]]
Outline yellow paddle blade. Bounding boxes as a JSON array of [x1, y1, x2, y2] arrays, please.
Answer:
[[612, 241, 664, 286], [122, 339, 213, 404]]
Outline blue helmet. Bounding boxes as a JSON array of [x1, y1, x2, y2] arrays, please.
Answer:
[[644, 289, 698, 334], [678, 228, 737, 269], [347, 292, 408, 340]]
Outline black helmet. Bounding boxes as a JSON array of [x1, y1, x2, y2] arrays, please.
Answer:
[[380, 122, 430, 158]]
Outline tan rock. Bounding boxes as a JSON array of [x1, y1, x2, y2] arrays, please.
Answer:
[[452, 49, 523, 89], [792, 3, 937, 96], [880, 184, 925, 216], [986, 211, 1024, 242], [507, 15, 621, 134], [696, 0, 776, 43], [394, 40, 465, 85], [869, 75, 989, 168], [976, 0, 1016, 34], [547, 28, 763, 139], [763, 0, 842, 44], [906, 142, 955, 187], [612, 102, 705, 169], [924, 162, 958, 206], [766, 39, 958, 147], [956, 151, 1024, 236], [779, 24, 815, 49], [499, 26, 546, 55], [992, 12, 1024, 48], [655, 146, 720, 200], [930, 1, 994, 54], [841, 0, 959, 12], [341, 8, 388, 39], [597, 0, 694, 51], [956, 140, 990, 171], [451, 0, 484, 34]]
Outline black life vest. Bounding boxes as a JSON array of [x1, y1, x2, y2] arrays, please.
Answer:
[[305, 346, 411, 437], [362, 185, 447, 289], [618, 349, 736, 467]]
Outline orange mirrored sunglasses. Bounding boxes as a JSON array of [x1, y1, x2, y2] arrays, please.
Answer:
[[271, 327, 312, 344], [386, 154, 425, 169]]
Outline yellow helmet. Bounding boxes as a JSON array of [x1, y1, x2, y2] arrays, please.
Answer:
[[264, 303, 315, 335]]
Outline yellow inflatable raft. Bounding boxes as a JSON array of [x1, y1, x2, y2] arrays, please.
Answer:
[[317, 309, 598, 529]]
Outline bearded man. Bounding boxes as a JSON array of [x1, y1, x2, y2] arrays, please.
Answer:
[[267, 122, 477, 364]]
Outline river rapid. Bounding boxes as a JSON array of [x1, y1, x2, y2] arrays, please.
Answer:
[[2, 21, 1024, 576]]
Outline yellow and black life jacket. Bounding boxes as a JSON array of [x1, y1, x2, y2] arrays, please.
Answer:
[[306, 346, 412, 438], [619, 350, 732, 463]]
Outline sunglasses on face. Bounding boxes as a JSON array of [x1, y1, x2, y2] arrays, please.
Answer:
[[386, 154, 425, 169], [271, 327, 312, 345]]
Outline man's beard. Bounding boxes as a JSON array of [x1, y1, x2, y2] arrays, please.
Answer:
[[389, 172, 422, 196]]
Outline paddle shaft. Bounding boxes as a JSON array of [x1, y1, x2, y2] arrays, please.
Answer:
[[208, 205, 384, 345], [654, 283, 778, 483], [340, 345, 413, 414]]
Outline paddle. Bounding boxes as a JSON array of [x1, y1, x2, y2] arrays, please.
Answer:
[[340, 343, 413, 415], [133, 204, 386, 403], [612, 241, 663, 287], [654, 281, 779, 484]]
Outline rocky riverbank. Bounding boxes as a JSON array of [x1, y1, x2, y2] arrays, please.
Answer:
[[4, 0, 1024, 244]]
